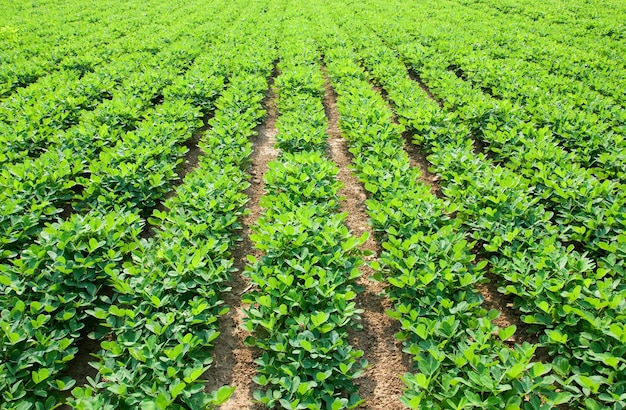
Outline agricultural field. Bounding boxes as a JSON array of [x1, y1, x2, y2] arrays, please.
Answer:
[[0, 0, 625, 408]]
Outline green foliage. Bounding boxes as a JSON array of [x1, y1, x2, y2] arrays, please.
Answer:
[[2, 0, 625, 408], [243, 33, 367, 409]]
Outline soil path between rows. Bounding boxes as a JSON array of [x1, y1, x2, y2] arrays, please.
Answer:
[[59, 108, 216, 410], [323, 69, 410, 410], [377, 71, 535, 347], [205, 71, 279, 410]]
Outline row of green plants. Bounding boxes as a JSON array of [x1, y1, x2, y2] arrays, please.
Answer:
[[0, 0, 137, 98], [452, 0, 626, 104], [0, 0, 227, 165], [0, 15, 241, 261], [353, 17, 626, 277], [70, 67, 274, 409], [339, 16, 626, 409], [313, 20, 564, 409], [362, 0, 626, 187], [0, 60, 200, 261], [0, 0, 225, 100], [242, 29, 367, 409], [0, 209, 143, 409], [73, 13, 278, 405], [3, 0, 623, 408], [0, 3, 278, 407]]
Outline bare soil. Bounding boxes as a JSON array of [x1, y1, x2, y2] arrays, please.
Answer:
[[406, 68, 443, 108], [323, 69, 410, 410], [401, 67, 538, 353], [140, 113, 212, 239], [63, 336, 100, 388], [58, 321, 101, 409], [472, 137, 488, 156], [476, 273, 535, 343], [205, 70, 279, 410]]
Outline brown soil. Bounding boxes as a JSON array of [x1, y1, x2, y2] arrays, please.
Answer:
[[63, 336, 100, 387], [58, 323, 101, 409], [406, 68, 443, 108], [58, 203, 74, 220], [400, 130, 442, 198], [179, 131, 205, 179], [371, 80, 442, 198], [476, 272, 540, 345], [204, 70, 279, 410], [141, 114, 212, 239], [472, 137, 488, 156], [323, 69, 410, 410]]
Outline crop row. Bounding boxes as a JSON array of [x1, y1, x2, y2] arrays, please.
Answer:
[[0, 9, 253, 261], [327, 17, 626, 409], [346, 0, 626, 187], [0, 0, 239, 165], [1, 77, 206, 410], [0, 0, 224, 100], [371, 16, 626, 189], [311, 19, 567, 409], [1, 0, 131, 98], [453, 0, 626, 103], [2, 1, 624, 408], [0, 3, 278, 407], [242, 28, 367, 409], [71, 67, 274, 410], [349, 18, 626, 278]]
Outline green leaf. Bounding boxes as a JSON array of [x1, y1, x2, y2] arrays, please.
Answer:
[[32, 368, 50, 384], [577, 375, 602, 394], [331, 399, 344, 410], [415, 324, 428, 340], [215, 385, 235, 404], [529, 362, 551, 378], [0, 274, 11, 286], [549, 392, 574, 405], [170, 382, 186, 398], [499, 325, 516, 341], [547, 329, 568, 344], [88, 238, 100, 251], [506, 363, 525, 379], [414, 373, 429, 389], [315, 370, 331, 382], [156, 392, 170, 409], [8, 332, 22, 344], [311, 311, 329, 328], [258, 295, 271, 308], [537, 301, 550, 313], [364, 182, 378, 193], [300, 340, 313, 352]]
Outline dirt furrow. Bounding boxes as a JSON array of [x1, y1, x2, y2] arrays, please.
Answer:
[[61, 113, 217, 406], [406, 68, 443, 109], [322, 70, 410, 410], [206, 72, 279, 410], [476, 273, 540, 346], [376, 76, 536, 347]]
